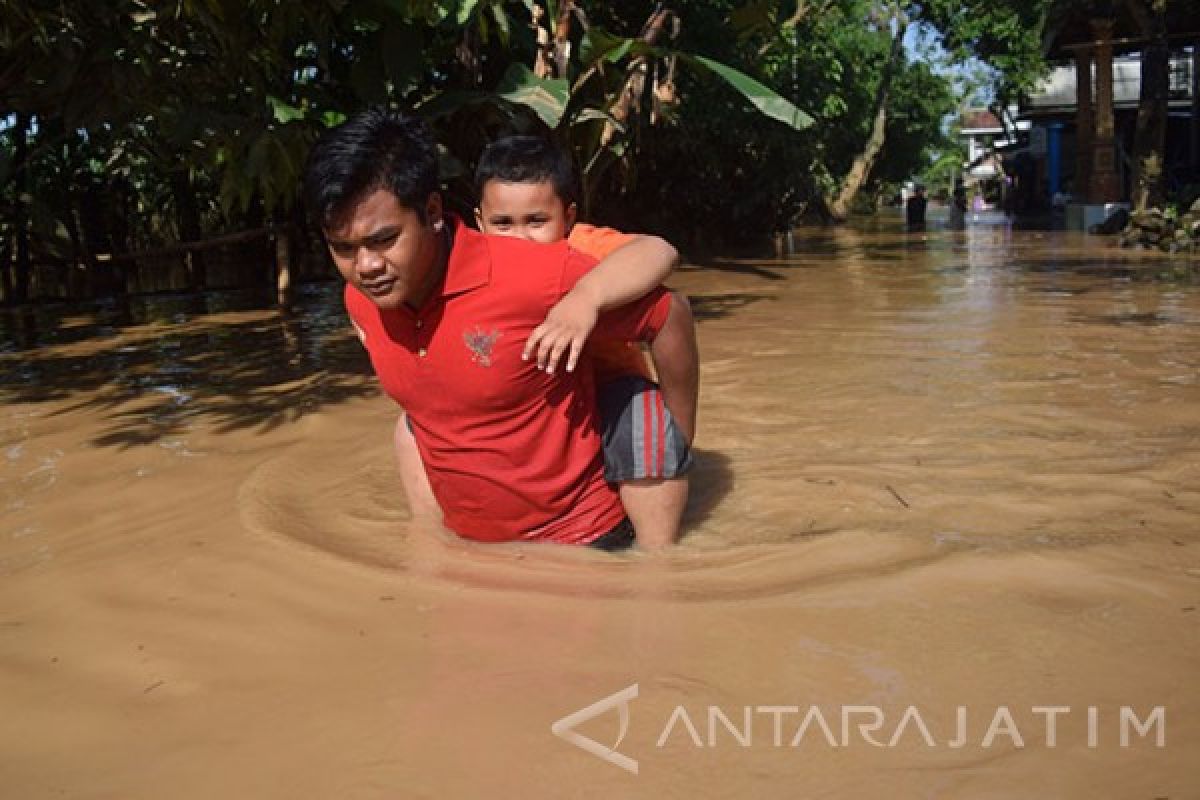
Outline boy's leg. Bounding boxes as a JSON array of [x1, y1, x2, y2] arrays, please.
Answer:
[[619, 477, 688, 550], [599, 376, 694, 550], [394, 413, 443, 525]]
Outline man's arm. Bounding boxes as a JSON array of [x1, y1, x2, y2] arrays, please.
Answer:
[[394, 413, 446, 529], [647, 291, 699, 441], [524, 235, 679, 373]]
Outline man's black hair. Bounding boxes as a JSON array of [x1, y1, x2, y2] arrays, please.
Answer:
[[304, 107, 439, 228], [474, 135, 578, 207]]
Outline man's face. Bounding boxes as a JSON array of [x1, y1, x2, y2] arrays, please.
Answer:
[[475, 179, 576, 244], [324, 188, 443, 311]]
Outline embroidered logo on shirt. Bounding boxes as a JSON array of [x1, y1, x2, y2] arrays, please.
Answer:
[[463, 327, 502, 366]]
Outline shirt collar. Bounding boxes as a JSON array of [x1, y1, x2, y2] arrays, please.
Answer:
[[440, 214, 491, 298]]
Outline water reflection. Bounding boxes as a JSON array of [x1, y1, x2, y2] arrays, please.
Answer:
[[0, 283, 374, 447]]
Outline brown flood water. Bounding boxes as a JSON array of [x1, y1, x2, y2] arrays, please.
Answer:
[[2, 214, 1198, 798]]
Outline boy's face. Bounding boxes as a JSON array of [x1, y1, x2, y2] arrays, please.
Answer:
[[475, 179, 577, 244], [324, 188, 444, 311]]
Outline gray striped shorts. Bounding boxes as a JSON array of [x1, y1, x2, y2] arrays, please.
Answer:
[[597, 376, 693, 483]]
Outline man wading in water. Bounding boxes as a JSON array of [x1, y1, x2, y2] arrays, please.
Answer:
[[303, 108, 698, 550], [394, 134, 698, 549]]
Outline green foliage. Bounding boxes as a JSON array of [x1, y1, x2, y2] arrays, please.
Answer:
[[921, 147, 968, 195], [913, 0, 1053, 103], [875, 58, 959, 186], [2, 0, 1005, 288], [495, 64, 570, 128], [686, 54, 813, 131]]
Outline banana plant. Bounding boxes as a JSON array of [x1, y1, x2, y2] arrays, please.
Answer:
[[416, 1, 813, 212]]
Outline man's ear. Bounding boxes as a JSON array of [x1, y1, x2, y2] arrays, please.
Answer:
[[564, 201, 578, 233], [426, 192, 444, 230]]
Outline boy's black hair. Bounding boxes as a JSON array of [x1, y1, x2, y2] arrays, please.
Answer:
[[474, 135, 578, 207], [303, 107, 439, 228]]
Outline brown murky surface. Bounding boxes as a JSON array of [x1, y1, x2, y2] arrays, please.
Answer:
[[2, 215, 1199, 798]]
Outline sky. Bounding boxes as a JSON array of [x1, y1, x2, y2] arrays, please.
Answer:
[[904, 21, 998, 108]]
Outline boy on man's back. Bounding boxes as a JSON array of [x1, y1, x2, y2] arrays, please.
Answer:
[[395, 135, 698, 549]]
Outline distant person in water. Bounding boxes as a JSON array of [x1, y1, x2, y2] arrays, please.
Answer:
[[392, 134, 697, 549], [303, 109, 698, 551], [905, 185, 927, 232]]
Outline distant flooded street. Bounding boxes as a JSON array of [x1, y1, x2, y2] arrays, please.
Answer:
[[2, 214, 1198, 798]]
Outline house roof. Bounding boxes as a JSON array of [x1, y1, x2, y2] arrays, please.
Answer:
[[961, 109, 1003, 131]]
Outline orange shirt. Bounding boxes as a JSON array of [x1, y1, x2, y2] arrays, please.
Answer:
[[567, 224, 654, 384]]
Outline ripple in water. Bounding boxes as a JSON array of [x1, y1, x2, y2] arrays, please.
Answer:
[[235, 419, 948, 604]]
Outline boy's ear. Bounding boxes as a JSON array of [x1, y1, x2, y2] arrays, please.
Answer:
[[564, 201, 578, 233], [473, 206, 484, 230]]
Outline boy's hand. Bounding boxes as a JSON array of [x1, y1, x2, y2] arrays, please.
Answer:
[[523, 290, 600, 373]]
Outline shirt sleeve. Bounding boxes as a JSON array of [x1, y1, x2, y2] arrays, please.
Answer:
[[559, 247, 672, 343], [567, 223, 638, 261]]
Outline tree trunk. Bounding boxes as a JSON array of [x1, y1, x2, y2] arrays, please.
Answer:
[[1125, 0, 1168, 211], [826, 16, 907, 222], [456, 25, 481, 86], [1192, 38, 1200, 172], [1073, 49, 1094, 201], [274, 216, 293, 312], [63, 205, 89, 299], [530, 4, 553, 78], [600, 8, 678, 147], [11, 113, 32, 305], [552, 1, 577, 79], [0, 241, 12, 305], [169, 169, 207, 291], [93, 178, 129, 296]]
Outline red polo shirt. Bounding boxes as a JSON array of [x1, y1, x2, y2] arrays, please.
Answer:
[[344, 221, 672, 544]]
